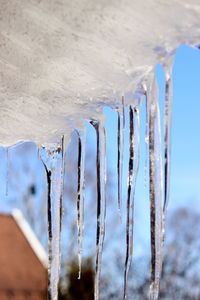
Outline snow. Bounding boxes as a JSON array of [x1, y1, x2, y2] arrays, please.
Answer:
[[0, 0, 199, 146]]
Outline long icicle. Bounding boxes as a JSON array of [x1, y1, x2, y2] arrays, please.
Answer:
[[76, 129, 86, 279], [43, 162, 52, 300], [91, 119, 106, 300], [144, 88, 149, 190], [147, 75, 163, 300], [60, 135, 65, 233], [39, 141, 64, 300], [117, 96, 126, 220], [163, 58, 174, 241], [124, 105, 140, 300], [117, 111, 121, 217]]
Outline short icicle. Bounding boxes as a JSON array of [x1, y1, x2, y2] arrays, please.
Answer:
[[90, 119, 106, 300], [163, 56, 174, 242], [76, 129, 86, 279], [5, 147, 9, 197], [147, 74, 163, 300], [39, 139, 64, 300], [124, 105, 140, 300], [117, 96, 125, 220]]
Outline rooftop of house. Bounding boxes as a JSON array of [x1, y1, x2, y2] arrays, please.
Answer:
[[0, 210, 47, 300]]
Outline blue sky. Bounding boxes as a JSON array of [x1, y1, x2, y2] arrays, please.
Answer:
[[169, 45, 200, 209]]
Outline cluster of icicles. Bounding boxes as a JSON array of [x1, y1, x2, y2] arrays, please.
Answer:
[[38, 58, 173, 300]]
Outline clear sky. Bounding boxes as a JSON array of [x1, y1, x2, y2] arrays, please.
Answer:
[[168, 44, 200, 209]]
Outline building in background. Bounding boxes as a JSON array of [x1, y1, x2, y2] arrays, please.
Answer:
[[0, 210, 47, 300]]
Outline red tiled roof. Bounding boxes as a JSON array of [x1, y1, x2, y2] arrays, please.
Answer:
[[0, 214, 47, 300]]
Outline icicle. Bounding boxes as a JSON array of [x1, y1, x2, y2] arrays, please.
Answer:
[[144, 95, 149, 189], [60, 135, 65, 233], [44, 161, 53, 300], [162, 57, 174, 242], [76, 129, 86, 279], [117, 111, 122, 217], [124, 105, 140, 300], [5, 147, 9, 197], [147, 75, 163, 300], [117, 96, 125, 220], [90, 119, 106, 300], [39, 139, 64, 300]]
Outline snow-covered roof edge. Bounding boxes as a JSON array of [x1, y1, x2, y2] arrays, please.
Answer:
[[12, 209, 48, 268]]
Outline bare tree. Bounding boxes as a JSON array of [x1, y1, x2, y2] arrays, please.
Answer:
[[104, 207, 200, 300]]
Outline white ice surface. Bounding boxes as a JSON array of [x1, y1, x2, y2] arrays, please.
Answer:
[[0, 0, 199, 146]]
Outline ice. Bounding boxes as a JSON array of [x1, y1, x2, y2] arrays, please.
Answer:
[[144, 89, 149, 190], [5, 147, 9, 197], [0, 0, 199, 146], [76, 129, 86, 279], [162, 54, 175, 242], [117, 111, 122, 218], [39, 143, 64, 300], [146, 75, 163, 300], [90, 119, 107, 300], [117, 96, 125, 220], [124, 105, 140, 300]]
